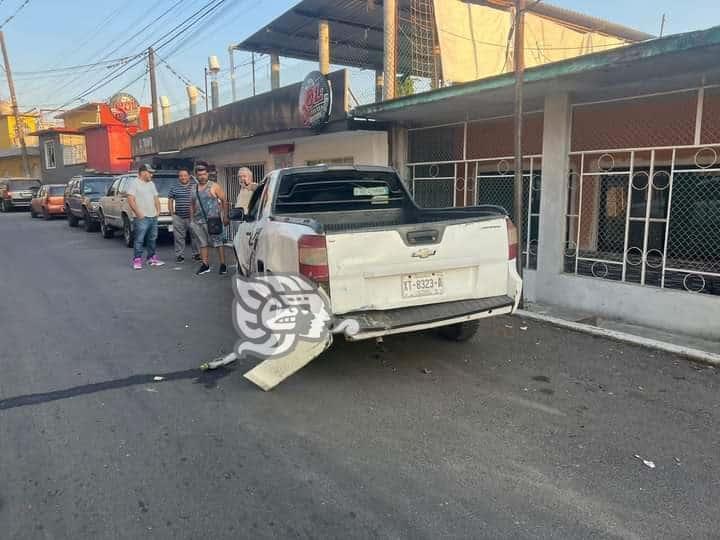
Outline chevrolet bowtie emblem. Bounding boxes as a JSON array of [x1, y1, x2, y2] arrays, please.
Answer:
[[412, 248, 437, 259]]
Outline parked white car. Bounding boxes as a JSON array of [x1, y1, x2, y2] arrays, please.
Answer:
[[98, 172, 176, 246], [228, 165, 521, 389]]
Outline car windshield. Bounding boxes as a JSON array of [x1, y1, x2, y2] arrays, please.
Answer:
[[83, 178, 114, 195], [48, 186, 65, 195], [8, 180, 40, 191], [152, 176, 177, 197]]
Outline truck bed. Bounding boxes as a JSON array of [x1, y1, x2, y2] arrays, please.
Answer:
[[275, 205, 506, 235]]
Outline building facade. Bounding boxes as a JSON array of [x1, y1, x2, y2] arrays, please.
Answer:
[[353, 26, 720, 340], [0, 103, 41, 178], [31, 128, 88, 184], [31, 99, 151, 183], [131, 69, 388, 206]]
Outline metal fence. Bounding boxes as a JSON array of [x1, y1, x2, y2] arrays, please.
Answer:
[[409, 155, 542, 269], [564, 145, 720, 296]]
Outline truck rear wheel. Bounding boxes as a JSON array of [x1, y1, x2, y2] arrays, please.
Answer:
[[438, 320, 480, 342]]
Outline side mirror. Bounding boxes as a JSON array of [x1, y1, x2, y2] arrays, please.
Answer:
[[229, 207, 245, 222]]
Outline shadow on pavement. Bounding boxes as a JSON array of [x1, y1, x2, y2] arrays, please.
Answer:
[[0, 367, 235, 411]]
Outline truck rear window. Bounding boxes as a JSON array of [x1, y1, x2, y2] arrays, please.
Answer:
[[274, 171, 408, 213]]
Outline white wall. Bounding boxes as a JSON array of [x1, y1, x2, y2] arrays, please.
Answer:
[[193, 130, 388, 174]]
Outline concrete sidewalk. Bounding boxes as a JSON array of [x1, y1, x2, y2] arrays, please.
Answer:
[[517, 302, 720, 366]]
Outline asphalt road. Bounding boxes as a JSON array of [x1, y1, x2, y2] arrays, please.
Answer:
[[0, 212, 718, 540]]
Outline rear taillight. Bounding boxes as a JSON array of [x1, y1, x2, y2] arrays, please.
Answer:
[[506, 218, 518, 260], [298, 234, 329, 282]]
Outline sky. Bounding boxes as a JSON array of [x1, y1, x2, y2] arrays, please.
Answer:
[[1, 0, 719, 121]]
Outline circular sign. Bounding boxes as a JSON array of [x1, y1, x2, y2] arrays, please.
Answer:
[[108, 92, 140, 124], [299, 71, 332, 130]]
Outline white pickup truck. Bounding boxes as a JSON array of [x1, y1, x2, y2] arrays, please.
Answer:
[[231, 165, 521, 358]]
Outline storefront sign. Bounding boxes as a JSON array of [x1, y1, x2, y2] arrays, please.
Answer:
[[299, 71, 332, 130], [108, 92, 140, 124]]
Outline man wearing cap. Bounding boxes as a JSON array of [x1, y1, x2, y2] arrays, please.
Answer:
[[127, 164, 165, 270]]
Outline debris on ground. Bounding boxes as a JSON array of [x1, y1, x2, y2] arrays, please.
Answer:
[[520, 326, 528, 331], [421, 368, 432, 375], [153, 376, 165, 382], [184, 324, 190, 328], [505, 324, 513, 329], [145, 388, 158, 393], [634, 454, 656, 469]]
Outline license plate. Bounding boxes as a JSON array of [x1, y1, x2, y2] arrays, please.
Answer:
[[167, 225, 173, 233], [401, 272, 444, 298]]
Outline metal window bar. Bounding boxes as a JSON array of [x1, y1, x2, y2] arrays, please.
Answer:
[[661, 148, 677, 288], [409, 155, 542, 269], [566, 144, 720, 295]]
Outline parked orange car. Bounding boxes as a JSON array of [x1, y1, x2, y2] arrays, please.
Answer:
[[30, 184, 66, 219]]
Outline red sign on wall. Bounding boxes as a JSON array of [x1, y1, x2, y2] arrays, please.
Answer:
[[108, 93, 140, 124], [298, 71, 332, 130]]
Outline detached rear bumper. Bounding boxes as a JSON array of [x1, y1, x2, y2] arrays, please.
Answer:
[[340, 296, 515, 341]]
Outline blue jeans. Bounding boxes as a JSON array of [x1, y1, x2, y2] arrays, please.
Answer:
[[133, 217, 158, 259]]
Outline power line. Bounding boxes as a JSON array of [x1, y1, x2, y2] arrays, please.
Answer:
[[0, 0, 32, 31], [43, 0, 192, 103], [13, 55, 140, 76], [156, 52, 206, 96], [49, 0, 229, 113]]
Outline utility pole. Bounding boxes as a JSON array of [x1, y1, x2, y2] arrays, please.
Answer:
[[251, 53, 256, 96], [0, 31, 30, 177], [513, 0, 526, 288], [228, 44, 237, 102], [383, 0, 397, 100], [204, 68, 209, 111], [659, 13, 667, 37], [148, 47, 159, 128]]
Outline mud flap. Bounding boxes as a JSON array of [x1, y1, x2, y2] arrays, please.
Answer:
[[243, 335, 332, 391]]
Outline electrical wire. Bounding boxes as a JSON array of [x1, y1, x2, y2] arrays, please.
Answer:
[[49, 0, 230, 113], [0, 0, 32, 31], [13, 55, 141, 76], [156, 52, 206, 96], [44, 0, 192, 102]]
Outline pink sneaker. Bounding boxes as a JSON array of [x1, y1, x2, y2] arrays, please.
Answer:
[[132, 257, 143, 270], [147, 255, 165, 267]]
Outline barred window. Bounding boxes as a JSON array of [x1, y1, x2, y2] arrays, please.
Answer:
[[60, 134, 87, 166]]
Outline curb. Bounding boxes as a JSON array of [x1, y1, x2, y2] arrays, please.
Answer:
[[516, 310, 720, 367]]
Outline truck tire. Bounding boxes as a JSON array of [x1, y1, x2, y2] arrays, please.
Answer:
[[30, 207, 37, 218], [123, 215, 133, 248], [438, 320, 480, 342]]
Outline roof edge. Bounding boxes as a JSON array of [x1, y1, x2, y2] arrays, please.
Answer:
[[353, 25, 720, 117]]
